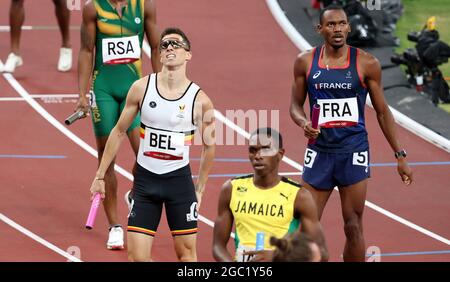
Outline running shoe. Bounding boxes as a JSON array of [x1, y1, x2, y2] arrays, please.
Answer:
[[107, 226, 124, 250], [3, 53, 23, 73], [57, 47, 72, 72]]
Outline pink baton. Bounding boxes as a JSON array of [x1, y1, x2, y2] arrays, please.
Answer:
[[308, 104, 320, 145], [85, 193, 101, 230]]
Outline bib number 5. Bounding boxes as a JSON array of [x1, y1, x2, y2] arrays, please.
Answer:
[[304, 148, 317, 168], [352, 151, 368, 167]]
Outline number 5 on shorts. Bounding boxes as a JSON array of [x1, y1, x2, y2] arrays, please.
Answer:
[[304, 148, 317, 168], [352, 151, 368, 167]]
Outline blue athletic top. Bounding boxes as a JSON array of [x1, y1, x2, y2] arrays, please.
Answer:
[[306, 45, 369, 153]]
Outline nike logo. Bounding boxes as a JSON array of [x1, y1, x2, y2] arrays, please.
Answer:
[[280, 193, 288, 201]]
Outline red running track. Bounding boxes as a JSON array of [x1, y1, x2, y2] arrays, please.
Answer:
[[0, 0, 449, 261]]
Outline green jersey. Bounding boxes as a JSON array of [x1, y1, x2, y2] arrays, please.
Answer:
[[94, 0, 145, 77]]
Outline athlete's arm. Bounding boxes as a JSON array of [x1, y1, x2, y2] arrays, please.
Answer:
[[295, 188, 329, 261], [143, 0, 161, 72], [76, 1, 96, 116], [361, 50, 413, 185], [193, 91, 216, 210], [89, 77, 146, 198], [290, 51, 320, 140], [212, 180, 234, 262]]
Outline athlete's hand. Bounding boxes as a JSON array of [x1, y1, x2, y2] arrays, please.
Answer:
[[397, 158, 413, 186], [302, 121, 320, 140], [90, 178, 106, 200], [75, 96, 90, 118], [244, 250, 274, 262]]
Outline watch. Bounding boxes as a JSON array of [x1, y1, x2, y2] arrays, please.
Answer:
[[395, 149, 407, 159]]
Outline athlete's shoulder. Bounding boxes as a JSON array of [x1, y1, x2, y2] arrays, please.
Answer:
[[232, 174, 253, 181], [84, 0, 95, 6], [355, 48, 380, 67], [295, 48, 316, 64], [280, 177, 303, 189], [195, 88, 208, 101], [194, 88, 214, 111], [354, 48, 381, 80], [129, 75, 150, 95], [136, 74, 151, 87], [82, 0, 97, 18], [294, 47, 317, 75], [294, 186, 316, 210], [230, 174, 252, 186]]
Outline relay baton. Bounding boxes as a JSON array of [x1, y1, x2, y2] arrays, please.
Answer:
[[255, 232, 265, 251], [85, 193, 101, 230], [308, 104, 320, 145], [64, 110, 84, 125]]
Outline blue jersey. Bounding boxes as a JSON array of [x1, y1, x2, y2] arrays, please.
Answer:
[[306, 45, 369, 153]]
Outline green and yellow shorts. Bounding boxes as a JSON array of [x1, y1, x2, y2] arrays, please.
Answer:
[[90, 64, 141, 137]]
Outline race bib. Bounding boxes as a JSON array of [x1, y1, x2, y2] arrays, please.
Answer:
[[235, 244, 255, 262], [102, 35, 141, 65], [304, 148, 317, 168], [352, 151, 368, 167], [143, 128, 185, 160], [317, 97, 359, 128]]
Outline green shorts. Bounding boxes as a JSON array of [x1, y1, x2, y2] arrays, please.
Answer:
[[90, 64, 141, 137]]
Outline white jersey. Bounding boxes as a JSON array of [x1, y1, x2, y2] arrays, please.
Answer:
[[137, 73, 200, 174]]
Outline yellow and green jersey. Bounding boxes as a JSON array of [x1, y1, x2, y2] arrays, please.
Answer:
[[93, 0, 145, 77], [229, 175, 301, 261]]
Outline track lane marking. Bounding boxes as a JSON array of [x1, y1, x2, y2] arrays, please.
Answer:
[[0, 213, 82, 262]]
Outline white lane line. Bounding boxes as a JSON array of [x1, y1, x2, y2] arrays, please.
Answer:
[[0, 213, 82, 262], [265, 0, 450, 246], [0, 25, 80, 31], [364, 202, 450, 245], [265, 0, 313, 51], [0, 94, 79, 101]]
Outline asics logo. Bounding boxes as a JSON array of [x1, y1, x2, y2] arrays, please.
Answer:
[[313, 71, 321, 79]]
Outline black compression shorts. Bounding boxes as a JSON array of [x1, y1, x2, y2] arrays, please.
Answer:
[[127, 163, 198, 237]]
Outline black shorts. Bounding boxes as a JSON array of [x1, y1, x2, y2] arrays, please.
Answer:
[[127, 163, 198, 237]]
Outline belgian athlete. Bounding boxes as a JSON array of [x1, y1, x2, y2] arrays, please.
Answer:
[[290, 4, 413, 261], [89, 27, 215, 261], [76, 0, 161, 250], [212, 128, 328, 262]]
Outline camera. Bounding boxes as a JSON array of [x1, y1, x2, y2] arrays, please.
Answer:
[[391, 20, 450, 105]]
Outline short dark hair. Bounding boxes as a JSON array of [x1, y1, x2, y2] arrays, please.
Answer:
[[250, 127, 283, 149], [319, 3, 346, 24], [270, 232, 316, 262], [160, 27, 191, 50]]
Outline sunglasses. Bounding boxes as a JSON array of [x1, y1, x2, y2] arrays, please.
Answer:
[[160, 39, 189, 51]]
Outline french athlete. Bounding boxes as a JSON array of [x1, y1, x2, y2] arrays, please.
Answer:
[[289, 4, 413, 261]]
